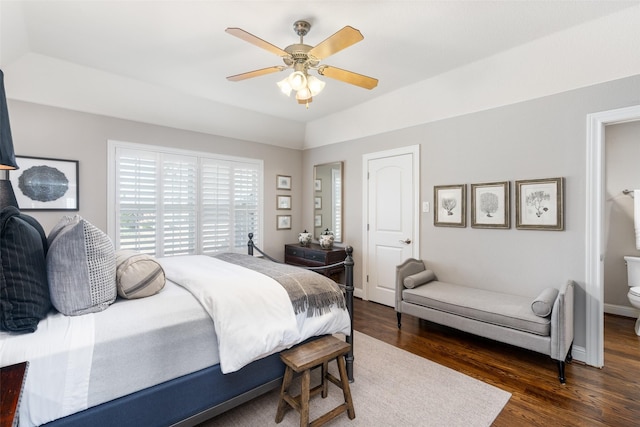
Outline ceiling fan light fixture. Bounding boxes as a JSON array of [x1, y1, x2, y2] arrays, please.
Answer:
[[288, 71, 307, 91], [307, 75, 325, 97], [276, 77, 292, 96], [295, 86, 312, 101]]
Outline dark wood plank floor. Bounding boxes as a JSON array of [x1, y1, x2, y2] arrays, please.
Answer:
[[352, 298, 640, 426]]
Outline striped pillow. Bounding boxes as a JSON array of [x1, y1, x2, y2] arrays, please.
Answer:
[[0, 206, 51, 332], [115, 250, 165, 299]]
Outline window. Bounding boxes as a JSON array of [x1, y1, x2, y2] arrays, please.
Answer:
[[108, 141, 263, 256]]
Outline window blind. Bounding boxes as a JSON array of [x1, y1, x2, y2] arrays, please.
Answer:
[[113, 143, 262, 256]]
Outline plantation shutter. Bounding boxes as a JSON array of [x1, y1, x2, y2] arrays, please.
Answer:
[[114, 144, 261, 256]]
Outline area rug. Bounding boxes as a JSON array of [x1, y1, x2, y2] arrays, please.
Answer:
[[200, 331, 511, 427]]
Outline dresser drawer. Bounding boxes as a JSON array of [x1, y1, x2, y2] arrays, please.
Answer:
[[304, 250, 327, 262], [285, 246, 306, 258]]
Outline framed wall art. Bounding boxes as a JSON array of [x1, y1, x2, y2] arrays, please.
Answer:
[[314, 197, 322, 209], [276, 175, 291, 190], [9, 156, 79, 211], [314, 179, 322, 191], [315, 214, 322, 227], [277, 215, 292, 230], [515, 177, 564, 230], [434, 184, 466, 227], [471, 181, 510, 229], [276, 195, 291, 210]]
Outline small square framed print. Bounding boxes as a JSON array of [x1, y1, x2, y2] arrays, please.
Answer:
[[277, 215, 292, 230], [314, 197, 322, 209], [277, 195, 291, 210], [315, 179, 322, 191], [277, 175, 291, 190], [315, 214, 322, 227]]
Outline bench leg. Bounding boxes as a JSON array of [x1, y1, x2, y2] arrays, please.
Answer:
[[557, 361, 566, 385], [300, 369, 311, 427], [397, 312, 402, 328], [336, 354, 356, 420], [276, 367, 294, 423]]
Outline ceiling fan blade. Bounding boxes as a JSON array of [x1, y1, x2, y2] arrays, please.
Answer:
[[225, 27, 289, 57], [308, 26, 364, 60], [318, 66, 378, 90], [226, 66, 285, 82]]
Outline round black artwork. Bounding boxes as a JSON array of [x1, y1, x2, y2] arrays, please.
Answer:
[[18, 165, 69, 202]]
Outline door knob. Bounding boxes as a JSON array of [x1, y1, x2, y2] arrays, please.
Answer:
[[399, 238, 412, 244]]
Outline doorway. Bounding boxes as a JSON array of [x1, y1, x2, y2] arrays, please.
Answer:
[[362, 145, 420, 306], [586, 105, 640, 367]]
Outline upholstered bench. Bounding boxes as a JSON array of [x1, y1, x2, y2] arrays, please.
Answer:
[[395, 258, 575, 383], [276, 335, 355, 427]]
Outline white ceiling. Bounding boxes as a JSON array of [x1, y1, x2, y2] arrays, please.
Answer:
[[1, 1, 638, 149]]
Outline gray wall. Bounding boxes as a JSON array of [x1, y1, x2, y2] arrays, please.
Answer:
[[7, 75, 640, 353], [604, 121, 640, 310], [7, 99, 303, 258], [302, 75, 640, 351]]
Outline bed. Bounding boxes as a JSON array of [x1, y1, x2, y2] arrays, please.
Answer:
[[0, 231, 355, 427]]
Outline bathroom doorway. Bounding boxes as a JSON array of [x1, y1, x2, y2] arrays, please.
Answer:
[[586, 105, 640, 368]]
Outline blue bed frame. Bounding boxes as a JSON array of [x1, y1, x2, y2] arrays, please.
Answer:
[[44, 235, 355, 427]]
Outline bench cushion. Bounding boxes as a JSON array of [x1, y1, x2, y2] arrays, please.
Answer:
[[402, 281, 550, 336]]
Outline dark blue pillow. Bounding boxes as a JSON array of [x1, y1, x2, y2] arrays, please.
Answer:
[[0, 206, 51, 332]]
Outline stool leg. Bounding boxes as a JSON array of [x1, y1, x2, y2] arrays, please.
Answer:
[[336, 356, 356, 420], [276, 366, 294, 423], [321, 361, 329, 398], [300, 369, 311, 427]]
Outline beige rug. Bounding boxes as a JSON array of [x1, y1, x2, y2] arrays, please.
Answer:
[[200, 331, 511, 427]]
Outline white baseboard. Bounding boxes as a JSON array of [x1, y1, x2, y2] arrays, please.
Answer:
[[354, 288, 364, 299], [604, 303, 638, 318], [571, 345, 587, 364]]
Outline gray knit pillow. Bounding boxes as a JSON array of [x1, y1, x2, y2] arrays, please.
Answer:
[[115, 250, 165, 299], [47, 215, 116, 316]]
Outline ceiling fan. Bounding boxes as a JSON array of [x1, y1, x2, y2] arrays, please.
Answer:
[[225, 20, 378, 106]]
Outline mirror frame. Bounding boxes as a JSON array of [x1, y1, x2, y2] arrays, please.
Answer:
[[313, 161, 343, 243]]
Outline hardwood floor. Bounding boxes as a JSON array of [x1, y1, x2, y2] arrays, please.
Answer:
[[352, 298, 640, 426]]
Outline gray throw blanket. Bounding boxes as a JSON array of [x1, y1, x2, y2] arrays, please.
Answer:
[[215, 253, 346, 317]]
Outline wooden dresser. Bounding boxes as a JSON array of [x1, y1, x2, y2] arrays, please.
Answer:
[[284, 243, 346, 282]]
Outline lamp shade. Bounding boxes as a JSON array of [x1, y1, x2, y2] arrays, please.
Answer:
[[0, 69, 18, 170], [0, 179, 18, 209]]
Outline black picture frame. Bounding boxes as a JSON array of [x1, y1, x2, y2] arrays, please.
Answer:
[[9, 155, 79, 211]]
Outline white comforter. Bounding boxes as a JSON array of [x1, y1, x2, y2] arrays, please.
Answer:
[[158, 255, 350, 373]]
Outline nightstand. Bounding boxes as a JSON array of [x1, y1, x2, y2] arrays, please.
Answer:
[[284, 243, 346, 282], [1, 362, 28, 427]]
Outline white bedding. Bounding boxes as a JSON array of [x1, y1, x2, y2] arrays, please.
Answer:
[[158, 255, 351, 373], [0, 312, 95, 426]]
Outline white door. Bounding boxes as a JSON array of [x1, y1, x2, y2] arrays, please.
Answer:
[[363, 146, 419, 307]]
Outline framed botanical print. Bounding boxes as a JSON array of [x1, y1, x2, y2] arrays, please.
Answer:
[[471, 181, 510, 229], [515, 177, 564, 230], [434, 184, 466, 227]]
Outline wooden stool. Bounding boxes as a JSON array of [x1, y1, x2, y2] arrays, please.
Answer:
[[275, 335, 355, 427]]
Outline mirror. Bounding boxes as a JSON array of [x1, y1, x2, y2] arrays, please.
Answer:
[[313, 162, 343, 243]]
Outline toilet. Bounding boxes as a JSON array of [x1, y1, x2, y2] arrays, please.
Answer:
[[624, 256, 640, 335]]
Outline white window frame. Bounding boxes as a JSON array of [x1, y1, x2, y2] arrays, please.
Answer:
[[107, 140, 263, 256]]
